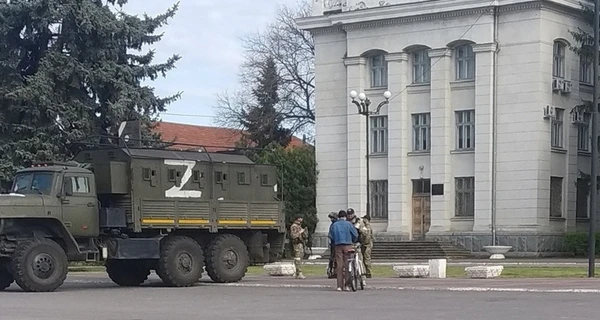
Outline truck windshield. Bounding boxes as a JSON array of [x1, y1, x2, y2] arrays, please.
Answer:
[[11, 172, 55, 195]]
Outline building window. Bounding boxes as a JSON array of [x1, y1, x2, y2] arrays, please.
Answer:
[[580, 55, 593, 84], [551, 108, 564, 148], [370, 54, 388, 88], [455, 44, 475, 80], [553, 41, 566, 78], [455, 177, 474, 217], [412, 179, 431, 194], [550, 176, 563, 218], [412, 113, 431, 151], [578, 113, 591, 151], [456, 110, 475, 150], [576, 178, 590, 219], [370, 180, 388, 219], [370, 116, 388, 154], [412, 50, 430, 84]]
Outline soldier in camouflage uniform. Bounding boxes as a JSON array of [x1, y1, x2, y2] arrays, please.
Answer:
[[346, 208, 367, 286], [361, 215, 374, 278], [290, 217, 307, 279]]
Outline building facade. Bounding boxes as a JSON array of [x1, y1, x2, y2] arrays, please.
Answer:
[[298, 0, 595, 255]]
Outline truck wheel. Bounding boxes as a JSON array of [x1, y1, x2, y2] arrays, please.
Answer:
[[206, 234, 249, 283], [105, 260, 150, 287], [156, 236, 204, 287], [12, 238, 68, 292], [0, 269, 13, 291]]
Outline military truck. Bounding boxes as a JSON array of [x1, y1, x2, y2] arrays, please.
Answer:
[[0, 146, 285, 292]]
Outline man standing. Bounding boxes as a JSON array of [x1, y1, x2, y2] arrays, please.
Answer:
[[290, 216, 307, 279], [328, 210, 358, 291], [361, 215, 374, 278], [347, 208, 367, 284], [327, 211, 339, 279]]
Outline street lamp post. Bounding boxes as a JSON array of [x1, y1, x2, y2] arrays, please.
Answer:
[[349, 90, 392, 218]]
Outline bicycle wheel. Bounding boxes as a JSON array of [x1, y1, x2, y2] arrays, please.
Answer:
[[356, 260, 364, 290], [352, 259, 359, 291], [347, 259, 356, 292]]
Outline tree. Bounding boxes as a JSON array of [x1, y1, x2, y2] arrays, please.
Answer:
[[239, 56, 291, 149], [252, 143, 318, 254], [214, 1, 314, 138], [0, 0, 181, 186], [569, 4, 597, 198]]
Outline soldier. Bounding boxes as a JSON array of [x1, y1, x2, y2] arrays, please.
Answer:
[[327, 211, 340, 279], [347, 208, 367, 285], [361, 215, 374, 278], [290, 216, 307, 279]]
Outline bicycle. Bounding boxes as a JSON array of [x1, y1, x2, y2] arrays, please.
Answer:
[[345, 248, 364, 292]]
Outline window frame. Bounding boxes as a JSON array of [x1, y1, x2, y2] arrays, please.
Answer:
[[412, 113, 431, 152], [455, 44, 475, 80], [370, 115, 388, 155], [369, 180, 388, 220], [580, 54, 593, 84], [577, 112, 591, 152], [550, 176, 563, 218], [553, 41, 566, 78], [455, 110, 475, 150], [369, 54, 388, 88], [551, 108, 564, 149], [412, 49, 431, 84], [455, 177, 475, 217]]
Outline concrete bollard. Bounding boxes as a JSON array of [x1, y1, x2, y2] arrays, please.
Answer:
[[428, 259, 447, 278]]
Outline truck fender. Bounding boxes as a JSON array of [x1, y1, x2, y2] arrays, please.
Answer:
[[2, 218, 80, 256]]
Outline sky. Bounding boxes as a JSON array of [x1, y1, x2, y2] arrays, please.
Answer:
[[120, 0, 301, 127]]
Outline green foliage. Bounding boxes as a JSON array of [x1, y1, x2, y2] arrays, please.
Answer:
[[251, 143, 318, 248], [240, 56, 291, 149], [563, 232, 600, 256], [0, 0, 181, 185]]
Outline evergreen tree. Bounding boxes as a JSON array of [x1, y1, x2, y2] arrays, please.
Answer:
[[0, 0, 181, 185], [239, 56, 291, 149]]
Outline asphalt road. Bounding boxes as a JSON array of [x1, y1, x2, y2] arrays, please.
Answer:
[[0, 273, 596, 320]]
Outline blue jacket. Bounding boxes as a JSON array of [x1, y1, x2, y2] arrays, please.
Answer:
[[329, 220, 358, 246]]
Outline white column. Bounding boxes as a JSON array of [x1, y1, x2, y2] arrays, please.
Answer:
[[428, 48, 453, 233], [472, 43, 497, 232], [344, 56, 367, 216], [386, 52, 410, 234]]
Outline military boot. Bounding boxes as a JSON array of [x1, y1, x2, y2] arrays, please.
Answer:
[[295, 272, 306, 279]]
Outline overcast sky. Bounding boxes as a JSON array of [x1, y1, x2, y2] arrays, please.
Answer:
[[120, 0, 301, 127]]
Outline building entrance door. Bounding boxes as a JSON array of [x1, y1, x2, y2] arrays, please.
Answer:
[[412, 179, 431, 240]]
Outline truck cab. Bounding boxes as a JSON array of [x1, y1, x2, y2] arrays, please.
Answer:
[[3, 163, 99, 238]]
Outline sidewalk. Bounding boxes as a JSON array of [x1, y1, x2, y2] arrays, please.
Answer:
[[200, 274, 600, 293], [299, 258, 600, 267]]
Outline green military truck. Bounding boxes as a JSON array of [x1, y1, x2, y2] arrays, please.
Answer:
[[0, 147, 285, 292]]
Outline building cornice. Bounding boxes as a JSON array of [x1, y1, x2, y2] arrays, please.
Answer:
[[344, 56, 367, 66], [297, 0, 589, 34], [428, 48, 452, 58], [472, 42, 498, 53], [386, 52, 408, 62]]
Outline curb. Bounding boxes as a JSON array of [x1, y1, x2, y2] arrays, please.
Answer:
[[197, 282, 600, 294]]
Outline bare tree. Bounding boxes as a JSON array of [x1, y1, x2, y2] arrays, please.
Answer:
[[214, 1, 315, 138]]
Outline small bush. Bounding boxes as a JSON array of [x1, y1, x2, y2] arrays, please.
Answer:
[[563, 232, 600, 256]]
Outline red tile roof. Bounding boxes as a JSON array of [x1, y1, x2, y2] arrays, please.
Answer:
[[152, 121, 306, 152]]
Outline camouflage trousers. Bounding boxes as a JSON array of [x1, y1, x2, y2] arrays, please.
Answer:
[[361, 242, 373, 276], [293, 243, 304, 275]]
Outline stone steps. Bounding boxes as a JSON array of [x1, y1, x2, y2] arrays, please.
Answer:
[[318, 241, 472, 260]]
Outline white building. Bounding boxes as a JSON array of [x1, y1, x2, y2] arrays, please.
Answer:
[[298, 0, 596, 255]]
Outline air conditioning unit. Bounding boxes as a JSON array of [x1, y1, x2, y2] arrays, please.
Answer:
[[552, 78, 562, 92], [572, 110, 585, 124], [561, 80, 572, 93], [543, 105, 556, 119]]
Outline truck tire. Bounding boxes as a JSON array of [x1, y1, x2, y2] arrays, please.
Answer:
[[156, 236, 204, 287], [12, 238, 68, 292], [105, 260, 150, 287], [0, 269, 13, 291], [206, 234, 249, 283]]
